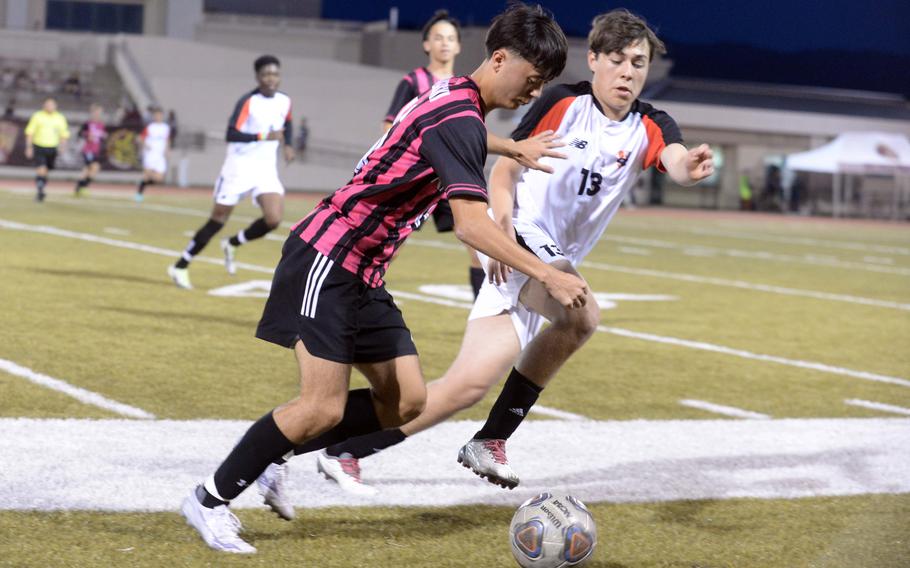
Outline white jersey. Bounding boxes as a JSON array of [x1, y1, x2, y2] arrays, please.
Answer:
[[220, 89, 292, 179], [510, 82, 682, 263], [141, 121, 170, 157]]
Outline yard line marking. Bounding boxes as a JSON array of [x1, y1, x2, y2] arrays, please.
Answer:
[[3, 219, 906, 391], [604, 234, 910, 276], [0, 218, 274, 274], [617, 246, 652, 256], [679, 399, 771, 420], [582, 261, 910, 312], [845, 399, 910, 416], [0, 358, 155, 419], [531, 405, 588, 421], [103, 227, 131, 236], [387, 288, 910, 389], [406, 238, 910, 312], [2, 417, 908, 510], [601, 326, 910, 389], [686, 226, 910, 256]]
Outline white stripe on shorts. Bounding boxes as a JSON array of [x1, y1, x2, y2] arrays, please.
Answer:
[[301, 253, 333, 319]]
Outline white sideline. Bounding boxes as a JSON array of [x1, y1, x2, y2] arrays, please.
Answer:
[[3, 218, 909, 390], [1, 417, 907, 510], [844, 398, 910, 416], [0, 358, 155, 420], [679, 399, 772, 420]]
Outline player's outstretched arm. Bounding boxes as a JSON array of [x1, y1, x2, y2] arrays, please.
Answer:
[[449, 197, 587, 309], [661, 143, 715, 186], [487, 130, 566, 173], [486, 156, 525, 284]]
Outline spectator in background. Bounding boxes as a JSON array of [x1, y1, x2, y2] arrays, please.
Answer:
[[1, 68, 15, 90], [758, 165, 783, 212], [120, 104, 142, 127], [739, 172, 754, 210], [3, 102, 14, 120], [24, 97, 69, 202], [167, 110, 178, 146], [295, 116, 309, 154], [74, 103, 107, 197], [62, 73, 83, 99]]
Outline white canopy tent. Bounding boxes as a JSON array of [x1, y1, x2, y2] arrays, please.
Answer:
[[785, 131, 910, 218]]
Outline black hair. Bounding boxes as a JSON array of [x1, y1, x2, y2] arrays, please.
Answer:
[[254, 55, 280, 73], [588, 9, 666, 61], [422, 9, 461, 42], [485, 3, 567, 82]]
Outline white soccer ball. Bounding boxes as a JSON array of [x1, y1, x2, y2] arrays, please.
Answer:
[[509, 492, 597, 567]]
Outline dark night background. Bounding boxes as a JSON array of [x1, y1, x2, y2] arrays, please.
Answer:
[[322, 1, 910, 96]]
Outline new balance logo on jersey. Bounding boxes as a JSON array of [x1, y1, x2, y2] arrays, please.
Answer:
[[509, 407, 525, 417], [616, 150, 630, 167], [568, 138, 588, 149]]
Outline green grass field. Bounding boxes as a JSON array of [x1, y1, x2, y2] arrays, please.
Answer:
[[0, 183, 908, 567]]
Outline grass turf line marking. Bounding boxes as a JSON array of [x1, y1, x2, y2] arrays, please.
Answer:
[[388, 289, 910, 390], [4, 218, 907, 391], [0, 358, 155, 419], [679, 399, 772, 420], [844, 399, 910, 416], [405, 239, 910, 312], [583, 261, 910, 312], [686, 226, 910, 256]]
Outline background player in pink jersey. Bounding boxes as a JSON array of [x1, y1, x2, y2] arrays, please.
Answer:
[[180, 4, 585, 554], [74, 103, 106, 197], [288, 8, 715, 496]]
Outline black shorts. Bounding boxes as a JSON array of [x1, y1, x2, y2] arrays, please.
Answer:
[[431, 198, 454, 232], [33, 146, 57, 169], [82, 152, 99, 165], [256, 233, 418, 364]]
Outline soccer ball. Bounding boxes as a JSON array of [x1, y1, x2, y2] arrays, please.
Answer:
[[509, 492, 597, 567]]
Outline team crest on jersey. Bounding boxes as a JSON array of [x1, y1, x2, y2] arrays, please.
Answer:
[[568, 138, 588, 149], [429, 80, 450, 101], [616, 150, 630, 167]]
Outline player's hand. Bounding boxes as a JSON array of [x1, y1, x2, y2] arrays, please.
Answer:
[[25, 146, 33, 159], [686, 143, 714, 182], [542, 267, 588, 310], [488, 226, 517, 285], [266, 129, 284, 141], [283, 145, 295, 164], [511, 130, 566, 173]]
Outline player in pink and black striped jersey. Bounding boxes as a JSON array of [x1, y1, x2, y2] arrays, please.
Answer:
[[73, 103, 106, 196], [181, 5, 588, 554]]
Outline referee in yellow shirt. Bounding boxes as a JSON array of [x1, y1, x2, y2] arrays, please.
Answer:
[[25, 97, 70, 202]]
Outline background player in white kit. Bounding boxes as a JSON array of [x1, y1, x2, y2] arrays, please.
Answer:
[[282, 8, 715, 495], [168, 55, 294, 289], [135, 106, 170, 202]]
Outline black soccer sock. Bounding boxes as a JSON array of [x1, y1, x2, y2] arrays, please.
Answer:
[[470, 266, 485, 298], [474, 368, 543, 440], [207, 410, 294, 503], [326, 427, 407, 460], [229, 218, 273, 247], [281, 389, 383, 459], [175, 219, 224, 268], [75, 178, 89, 193], [137, 179, 150, 194], [36, 176, 47, 192]]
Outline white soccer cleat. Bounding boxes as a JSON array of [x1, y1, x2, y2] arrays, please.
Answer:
[[180, 489, 256, 554], [167, 264, 192, 289], [220, 238, 237, 275], [457, 438, 520, 489], [256, 462, 295, 520], [316, 450, 378, 497]]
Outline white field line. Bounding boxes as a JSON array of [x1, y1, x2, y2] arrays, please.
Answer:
[[605, 234, 910, 276], [686, 226, 910, 256], [408, 238, 910, 312], [530, 405, 588, 421], [679, 399, 771, 420], [3, 218, 907, 391], [844, 398, 910, 416], [0, 358, 155, 419], [388, 289, 910, 390], [2, 417, 909, 510], [582, 261, 910, 312], [601, 325, 910, 389]]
